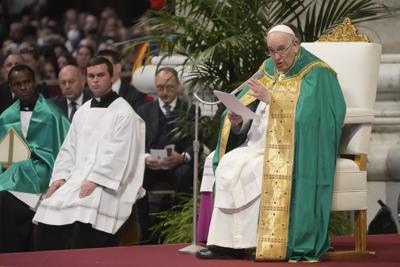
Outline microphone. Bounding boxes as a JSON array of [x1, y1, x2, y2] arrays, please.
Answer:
[[230, 70, 265, 95], [251, 69, 264, 80]]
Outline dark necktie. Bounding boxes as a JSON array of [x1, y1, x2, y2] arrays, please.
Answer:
[[69, 101, 77, 120], [164, 103, 171, 118]]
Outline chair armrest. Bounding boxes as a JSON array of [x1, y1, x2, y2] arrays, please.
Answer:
[[344, 108, 374, 124]]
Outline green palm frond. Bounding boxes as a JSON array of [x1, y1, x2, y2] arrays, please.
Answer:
[[298, 0, 394, 41], [131, 0, 393, 92]]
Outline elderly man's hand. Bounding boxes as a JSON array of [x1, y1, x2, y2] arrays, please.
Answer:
[[228, 111, 243, 128], [247, 78, 271, 104], [162, 150, 184, 169], [44, 179, 66, 199], [145, 155, 162, 170]]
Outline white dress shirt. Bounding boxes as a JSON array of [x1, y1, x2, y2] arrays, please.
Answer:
[[67, 93, 84, 118]]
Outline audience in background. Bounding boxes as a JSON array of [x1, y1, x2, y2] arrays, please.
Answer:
[[0, 2, 152, 82], [0, 52, 24, 114]]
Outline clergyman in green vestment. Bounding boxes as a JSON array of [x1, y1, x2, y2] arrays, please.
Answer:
[[0, 64, 70, 253], [197, 24, 346, 262]]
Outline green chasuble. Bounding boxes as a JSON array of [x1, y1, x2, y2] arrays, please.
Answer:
[[212, 47, 346, 261], [0, 94, 70, 193]]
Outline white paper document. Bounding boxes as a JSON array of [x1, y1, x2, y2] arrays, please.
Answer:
[[150, 144, 175, 169], [150, 149, 167, 162], [0, 128, 31, 166], [213, 90, 260, 120]]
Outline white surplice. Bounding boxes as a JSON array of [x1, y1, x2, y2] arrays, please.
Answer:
[[33, 98, 145, 234], [206, 101, 269, 248]]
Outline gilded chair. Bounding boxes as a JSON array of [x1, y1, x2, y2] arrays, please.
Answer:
[[302, 18, 381, 258]]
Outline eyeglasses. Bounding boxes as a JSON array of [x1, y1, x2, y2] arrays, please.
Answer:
[[267, 40, 294, 57], [156, 84, 176, 92]]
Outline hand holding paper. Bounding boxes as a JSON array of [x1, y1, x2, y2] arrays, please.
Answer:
[[213, 90, 260, 120], [149, 144, 176, 170], [228, 111, 243, 127]]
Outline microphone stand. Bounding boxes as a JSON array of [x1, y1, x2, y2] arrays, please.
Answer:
[[178, 91, 220, 254], [178, 69, 264, 254]]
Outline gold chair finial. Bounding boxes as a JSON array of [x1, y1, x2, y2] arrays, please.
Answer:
[[318, 17, 369, 42]]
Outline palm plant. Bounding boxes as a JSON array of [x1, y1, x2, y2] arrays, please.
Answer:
[[127, 0, 395, 243], [126, 0, 393, 148], [131, 0, 392, 95]]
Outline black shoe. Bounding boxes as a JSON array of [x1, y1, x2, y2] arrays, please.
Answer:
[[249, 251, 256, 261], [196, 246, 246, 260], [196, 248, 232, 259]]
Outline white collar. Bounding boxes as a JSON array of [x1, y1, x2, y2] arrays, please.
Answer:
[[112, 78, 122, 94], [158, 97, 178, 112]]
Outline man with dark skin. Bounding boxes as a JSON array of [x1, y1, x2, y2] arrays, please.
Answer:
[[0, 65, 69, 253]]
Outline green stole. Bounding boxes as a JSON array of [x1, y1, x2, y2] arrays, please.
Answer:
[[0, 94, 70, 193]]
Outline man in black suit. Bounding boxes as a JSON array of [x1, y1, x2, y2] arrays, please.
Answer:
[[0, 52, 24, 114], [136, 67, 196, 243], [97, 49, 146, 112], [51, 65, 92, 120]]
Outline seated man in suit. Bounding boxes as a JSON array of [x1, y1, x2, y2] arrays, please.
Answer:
[[97, 49, 146, 112], [0, 64, 70, 253], [51, 65, 92, 120], [0, 52, 24, 114], [136, 67, 196, 243]]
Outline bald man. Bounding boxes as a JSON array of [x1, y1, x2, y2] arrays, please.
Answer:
[[51, 65, 92, 120], [197, 23, 346, 262]]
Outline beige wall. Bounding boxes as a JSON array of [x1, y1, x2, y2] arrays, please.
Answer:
[[358, 0, 400, 53]]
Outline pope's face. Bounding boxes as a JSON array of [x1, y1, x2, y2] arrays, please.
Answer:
[[87, 63, 113, 97], [266, 32, 299, 73]]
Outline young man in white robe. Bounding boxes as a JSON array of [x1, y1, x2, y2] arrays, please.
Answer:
[[33, 56, 146, 250]]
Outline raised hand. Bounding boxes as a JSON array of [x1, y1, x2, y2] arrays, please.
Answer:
[[247, 78, 271, 104]]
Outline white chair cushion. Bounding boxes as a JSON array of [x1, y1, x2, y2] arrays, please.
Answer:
[[344, 108, 374, 124], [151, 55, 189, 65], [331, 158, 367, 211], [132, 65, 158, 94], [132, 63, 191, 94], [340, 124, 372, 155]]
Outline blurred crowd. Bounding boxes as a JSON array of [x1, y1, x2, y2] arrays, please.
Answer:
[[0, 1, 153, 85]]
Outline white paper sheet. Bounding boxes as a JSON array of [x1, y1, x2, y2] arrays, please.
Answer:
[[213, 90, 260, 120], [150, 144, 175, 170]]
